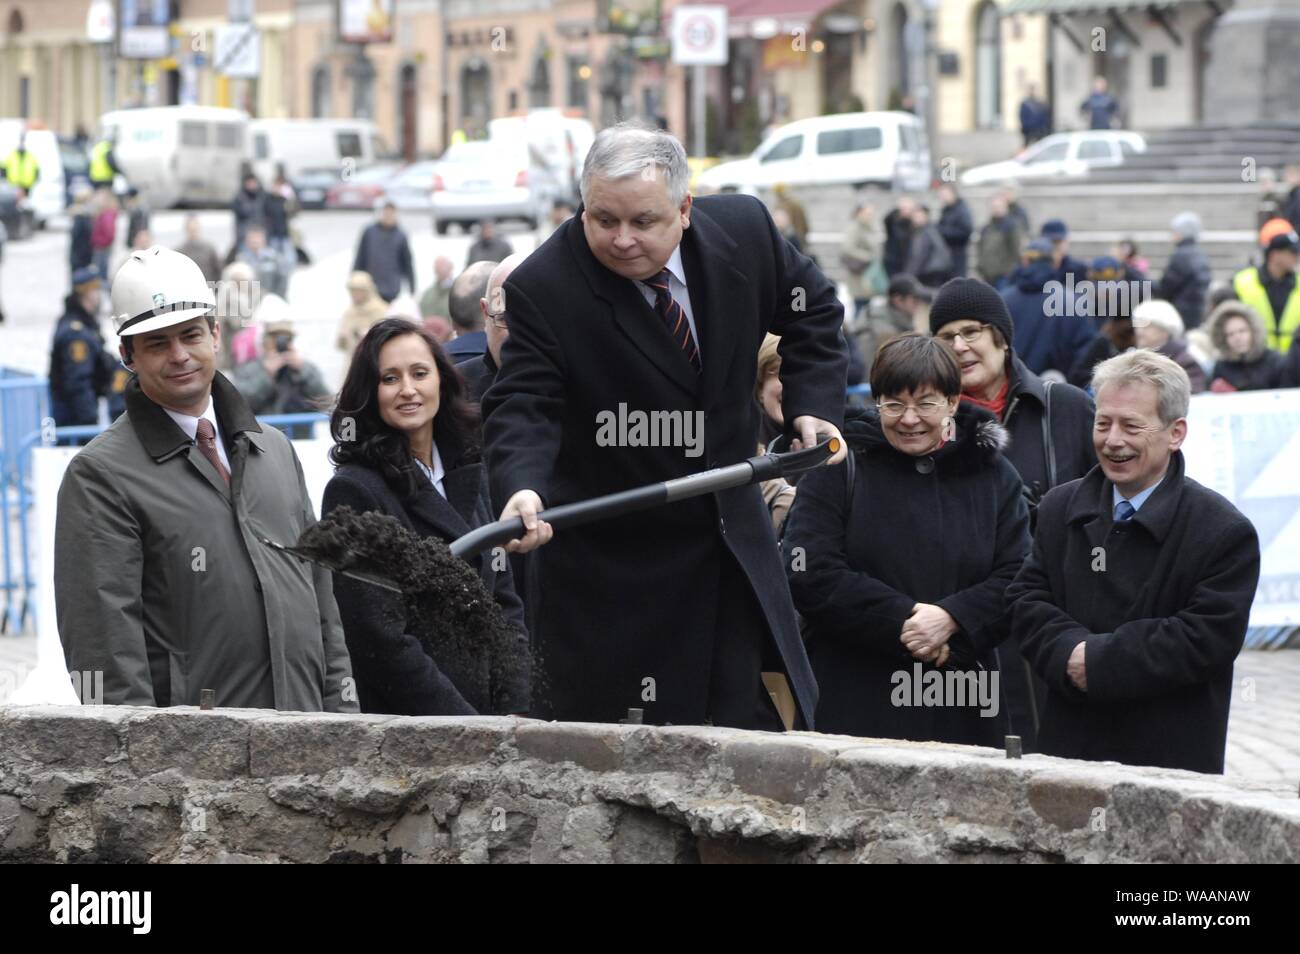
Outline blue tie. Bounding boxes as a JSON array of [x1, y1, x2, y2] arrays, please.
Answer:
[[1115, 500, 1136, 523]]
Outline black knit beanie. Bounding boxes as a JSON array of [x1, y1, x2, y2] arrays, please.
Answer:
[[928, 277, 1015, 348]]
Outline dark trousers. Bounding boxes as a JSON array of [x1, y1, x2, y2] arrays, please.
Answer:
[[705, 554, 787, 732]]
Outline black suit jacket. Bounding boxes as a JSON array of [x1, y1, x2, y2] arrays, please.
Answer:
[[322, 445, 530, 716], [482, 193, 847, 727]]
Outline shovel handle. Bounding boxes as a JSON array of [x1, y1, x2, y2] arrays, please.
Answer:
[[449, 436, 840, 559]]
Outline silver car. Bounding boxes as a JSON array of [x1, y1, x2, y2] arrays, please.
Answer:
[[431, 140, 561, 233]]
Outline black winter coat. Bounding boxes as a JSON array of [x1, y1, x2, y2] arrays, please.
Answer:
[[482, 194, 846, 728], [782, 404, 1031, 744], [322, 446, 530, 716], [883, 209, 913, 277], [1155, 237, 1211, 330], [937, 199, 974, 278], [352, 223, 416, 303], [1008, 452, 1260, 773], [69, 212, 93, 272], [987, 355, 1095, 750]]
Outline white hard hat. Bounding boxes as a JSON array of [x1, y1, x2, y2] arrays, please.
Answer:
[[111, 246, 216, 337]]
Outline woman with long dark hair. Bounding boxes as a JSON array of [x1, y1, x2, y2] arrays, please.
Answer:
[[323, 317, 530, 715]]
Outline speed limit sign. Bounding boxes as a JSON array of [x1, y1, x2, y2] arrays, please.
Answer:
[[672, 5, 728, 66]]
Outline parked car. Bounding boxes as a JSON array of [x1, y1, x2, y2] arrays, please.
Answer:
[[430, 139, 562, 233], [960, 131, 1147, 185], [695, 111, 932, 193], [249, 118, 387, 185], [291, 167, 342, 210], [0, 121, 69, 226], [57, 136, 91, 209], [382, 160, 437, 211], [325, 162, 405, 210], [99, 105, 248, 208]]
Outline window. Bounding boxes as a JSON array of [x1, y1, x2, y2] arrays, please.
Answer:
[[1024, 140, 1068, 164], [337, 132, 363, 159], [760, 135, 803, 163], [215, 123, 241, 150], [1119, 139, 1139, 157], [816, 127, 882, 156], [179, 122, 208, 147], [253, 133, 269, 160], [1151, 53, 1168, 89], [1078, 138, 1113, 161]]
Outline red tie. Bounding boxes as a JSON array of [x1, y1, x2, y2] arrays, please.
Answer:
[[646, 268, 701, 371], [195, 418, 230, 485]]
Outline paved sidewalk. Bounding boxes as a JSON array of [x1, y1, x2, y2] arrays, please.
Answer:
[[0, 636, 1296, 790]]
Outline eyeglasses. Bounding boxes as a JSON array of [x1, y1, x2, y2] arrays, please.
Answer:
[[935, 324, 988, 346], [485, 311, 508, 329], [877, 399, 949, 419]]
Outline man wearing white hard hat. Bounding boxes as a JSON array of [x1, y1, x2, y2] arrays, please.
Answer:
[[53, 246, 358, 712]]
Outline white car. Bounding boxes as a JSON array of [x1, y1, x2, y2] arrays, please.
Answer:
[[430, 139, 562, 233], [695, 112, 932, 193], [961, 131, 1146, 185]]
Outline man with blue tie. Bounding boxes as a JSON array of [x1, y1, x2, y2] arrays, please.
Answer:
[[1008, 350, 1260, 773], [482, 122, 848, 730]]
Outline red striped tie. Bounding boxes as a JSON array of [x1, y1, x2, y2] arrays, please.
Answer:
[[646, 268, 701, 371]]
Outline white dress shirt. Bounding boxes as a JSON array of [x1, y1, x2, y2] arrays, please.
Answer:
[[635, 245, 702, 361], [165, 398, 231, 472], [413, 443, 447, 500]]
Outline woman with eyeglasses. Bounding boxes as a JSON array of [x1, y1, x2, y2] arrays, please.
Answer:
[[928, 277, 1096, 751], [781, 333, 1031, 745]]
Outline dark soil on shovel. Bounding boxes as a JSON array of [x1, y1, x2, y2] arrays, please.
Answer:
[[295, 505, 533, 715]]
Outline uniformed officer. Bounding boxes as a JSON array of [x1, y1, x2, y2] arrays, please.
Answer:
[[88, 132, 119, 190], [49, 265, 109, 434]]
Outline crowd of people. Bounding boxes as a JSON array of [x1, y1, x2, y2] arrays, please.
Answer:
[[45, 122, 1278, 780]]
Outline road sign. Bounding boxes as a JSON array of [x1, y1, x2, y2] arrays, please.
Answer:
[[672, 5, 728, 66], [215, 23, 261, 78]]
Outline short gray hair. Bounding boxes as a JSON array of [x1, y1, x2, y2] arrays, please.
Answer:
[[1171, 211, 1201, 240], [580, 122, 691, 207], [1090, 349, 1190, 426]]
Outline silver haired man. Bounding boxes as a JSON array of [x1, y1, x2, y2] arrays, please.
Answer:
[[481, 121, 848, 730], [1009, 350, 1259, 773]]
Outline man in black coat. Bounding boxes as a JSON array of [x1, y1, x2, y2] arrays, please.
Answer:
[[482, 122, 848, 730], [1154, 212, 1211, 330], [352, 201, 416, 304], [1008, 350, 1260, 774], [936, 185, 973, 279]]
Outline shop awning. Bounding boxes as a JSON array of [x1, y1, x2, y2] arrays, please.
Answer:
[[723, 0, 850, 38], [1003, 0, 1203, 12]]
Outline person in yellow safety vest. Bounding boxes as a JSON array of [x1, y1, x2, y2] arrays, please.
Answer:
[[1, 134, 40, 196], [1232, 229, 1300, 354], [88, 136, 119, 189]]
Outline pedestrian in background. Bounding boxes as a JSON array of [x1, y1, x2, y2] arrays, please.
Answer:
[[1206, 301, 1290, 392], [1153, 212, 1211, 331], [936, 184, 973, 280], [68, 183, 95, 283], [840, 199, 884, 316], [49, 266, 111, 434], [337, 270, 389, 361], [353, 201, 415, 304], [1133, 298, 1207, 393], [1080, 76, 1121, 130], [90, 187, 117, 283], [1018, 85, 1051, 146], [976, 192, 1022, 288], [465, 218, 514, 268], [177, 214, 223, 284]]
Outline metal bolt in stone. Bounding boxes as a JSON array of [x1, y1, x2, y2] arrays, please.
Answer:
[[620, 708, 644, 725], [1005, 735, 1023, 759], [200, 689, 216, 710]]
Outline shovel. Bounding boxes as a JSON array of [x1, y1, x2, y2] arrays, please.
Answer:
[[259, 436, 841, 588]]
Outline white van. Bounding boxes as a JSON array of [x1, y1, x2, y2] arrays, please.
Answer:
[[696, 112, 932, 193], [488, 109, 594, 204], [248, 119, 386, 185], [100, 106, 248, 208], [0, 121, 67, 227]]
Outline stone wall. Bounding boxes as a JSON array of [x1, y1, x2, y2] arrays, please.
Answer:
[[1, 705, 1296, 863]]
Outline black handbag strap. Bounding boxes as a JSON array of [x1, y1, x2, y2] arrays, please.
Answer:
[[1040, 380, 1058, 489]]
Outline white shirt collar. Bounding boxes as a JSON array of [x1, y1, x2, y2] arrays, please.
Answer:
[[661, 245, 687, 287], [163, 397, 220, 445], [414, 443, 447, 499]]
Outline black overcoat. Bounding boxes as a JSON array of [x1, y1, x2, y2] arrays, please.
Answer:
[[781, 404, 1031, 744], [1008, 452, 1260, 773], [482, 193, 847, 727], [322, 443, 530, 716]]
